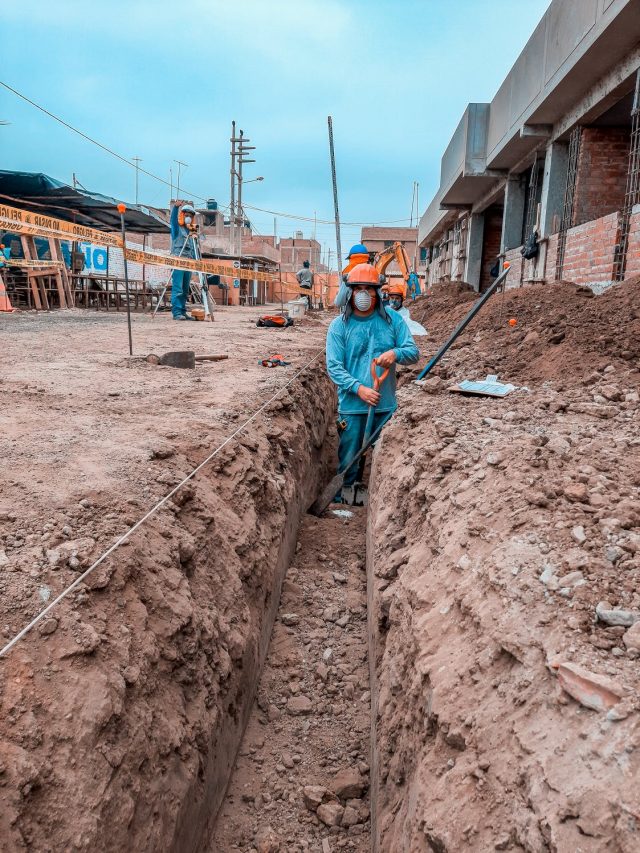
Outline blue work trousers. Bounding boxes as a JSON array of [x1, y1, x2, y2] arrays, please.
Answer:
[[337, 411, 390, 487], [171, 269, 192, 318]]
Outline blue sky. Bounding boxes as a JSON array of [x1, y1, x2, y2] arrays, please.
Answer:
[[2, 0, 550, 255]]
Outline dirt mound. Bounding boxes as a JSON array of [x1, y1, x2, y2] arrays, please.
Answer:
[[413, 278, 640, 385], [369, 281, 640, 851], [0, 310, 332, 853]]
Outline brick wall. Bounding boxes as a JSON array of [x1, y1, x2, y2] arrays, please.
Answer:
[[479, 207, 503, 291], [573, 127, 630, 227], [503, 246, 523, 289], [560, 211, 619, 284], [625, 208, 640, 278], [545, 233, 559, 282]]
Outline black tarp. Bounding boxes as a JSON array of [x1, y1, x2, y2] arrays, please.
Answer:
[[0, 171, 169, 233]]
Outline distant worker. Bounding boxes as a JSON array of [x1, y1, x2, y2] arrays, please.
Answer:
[[334, 243, 370, 309], [326, 263, 419, 502], [386, 283, 405, 311], [296, 259, 313, 308], [170, 201, 197, 321], [407, 270, 421, 299]]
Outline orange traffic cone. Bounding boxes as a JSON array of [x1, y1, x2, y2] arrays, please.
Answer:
[[0, 274, 15, 312]]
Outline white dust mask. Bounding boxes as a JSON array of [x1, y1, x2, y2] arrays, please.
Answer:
[[353, 290, 373, 311]]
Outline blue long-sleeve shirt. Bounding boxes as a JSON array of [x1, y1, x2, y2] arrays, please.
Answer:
[[170, 205, 196, 259], [326, 307, 420, 414]]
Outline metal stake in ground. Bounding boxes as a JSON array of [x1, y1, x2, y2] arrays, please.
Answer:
[[117, 203, 134, 356]]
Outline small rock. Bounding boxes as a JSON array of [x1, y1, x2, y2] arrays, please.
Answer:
[[546, 435, 570, 457], [0, 550, 9, 568], [622, 622, 640, 651], [596, 601, 640, 628], [254, 826, 280, 853], [38, 617, 58, 636], [571, 526, 587, 545], [315, 663, 329, 682], [79, 498, 93, 509], [418, 376, 443, 395], [287, 696, 313, 716], [563, 483, 588, 503], [551, 659, 626, 711], [317, 802, 344, 827], [123, 665, 140, 685], [281, 613, 300, 627], [486, 452, 504, 467], [323, 648, 334, 663], [341, 806, 360, 828], [302, 785, 328, 810], [456, 554, 472, 571], [281, 752, 295, 769], [332, 573, 347, 584], [332, 768, 366, 800]]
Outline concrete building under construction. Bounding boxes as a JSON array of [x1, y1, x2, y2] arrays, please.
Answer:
[[418, 0, 640, 292]]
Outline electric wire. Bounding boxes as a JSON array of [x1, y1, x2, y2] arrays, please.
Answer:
[[0, 350, 323, 660], [2, 80, 417, 230]]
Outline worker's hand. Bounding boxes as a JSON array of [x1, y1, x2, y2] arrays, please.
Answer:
[[376, 350, 397, 368], [357, 386, 381, 407]]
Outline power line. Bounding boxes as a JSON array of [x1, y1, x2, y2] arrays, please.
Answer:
[[1, 79, 417, 229], [242, 202, 414, 227], [0, 79, 212, 205]]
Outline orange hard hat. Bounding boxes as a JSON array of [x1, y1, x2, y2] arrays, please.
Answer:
[[387, 283, 405, 297], [347, 263, 382, 287]]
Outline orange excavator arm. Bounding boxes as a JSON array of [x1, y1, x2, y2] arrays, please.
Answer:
[[374, 242, 411, 297]]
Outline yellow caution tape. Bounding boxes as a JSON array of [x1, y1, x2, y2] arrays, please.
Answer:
[[0, 202, 276, 282]]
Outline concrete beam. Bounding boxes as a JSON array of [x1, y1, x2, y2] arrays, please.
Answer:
[[521, 124, 552, 138], [465, 213, 484, 292], [439, 203, 472, 210], [471, 179, 507, 215], [501, 176, 527, 253], [539, 141, 569, 237], [552, 45, 640, 142]]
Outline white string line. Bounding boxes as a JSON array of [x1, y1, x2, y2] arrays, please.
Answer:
[[0, 350, 324, 660]]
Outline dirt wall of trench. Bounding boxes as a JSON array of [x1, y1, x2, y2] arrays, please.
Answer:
[[367, 279, 640, 852], [0, 368, 335, 853]]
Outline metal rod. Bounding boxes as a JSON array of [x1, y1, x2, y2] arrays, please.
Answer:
[[118, 205, 133, 356], [327, 116, 343, 278], [415, 264, 511, 381]]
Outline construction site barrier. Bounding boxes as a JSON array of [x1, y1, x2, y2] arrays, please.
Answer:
[[0, 202, 276, 282]]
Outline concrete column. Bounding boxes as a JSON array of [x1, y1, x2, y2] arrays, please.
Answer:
[[539, 141, 569, 237], [465, 213, 484, 291], [501, 176, 526, 252]]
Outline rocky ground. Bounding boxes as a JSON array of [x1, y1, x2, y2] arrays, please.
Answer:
[[0, 306, 333, 853], [369, 278, 640, 852], [210, 507, 371, 853]]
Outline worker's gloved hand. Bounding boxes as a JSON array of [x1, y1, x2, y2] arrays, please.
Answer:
[[375, 350, 397, 368], [357, 386, 381, 406]]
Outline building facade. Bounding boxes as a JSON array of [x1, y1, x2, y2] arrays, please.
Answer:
[[418, 0, 640, 292], [360, 227, 427, 278]]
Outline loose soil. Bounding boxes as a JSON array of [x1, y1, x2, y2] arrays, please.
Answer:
[[369, 278, 640, 852], [210, 508, 371, 853], [0, 306, 332, 853]]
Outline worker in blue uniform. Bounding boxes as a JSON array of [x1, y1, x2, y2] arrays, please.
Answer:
[[170, 202, 197, 320], [326, 263, 419, 501]]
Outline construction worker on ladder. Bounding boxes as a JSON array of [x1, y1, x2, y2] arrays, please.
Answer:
[[170, 201, 197, 321]]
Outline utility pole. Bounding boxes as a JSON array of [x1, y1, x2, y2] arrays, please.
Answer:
[[237, 128, 256, 259], [174, 159, 188, 201], [132, 157, 142, 205], [230, 120, 237, 256], [327, 116, 343, 285]]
